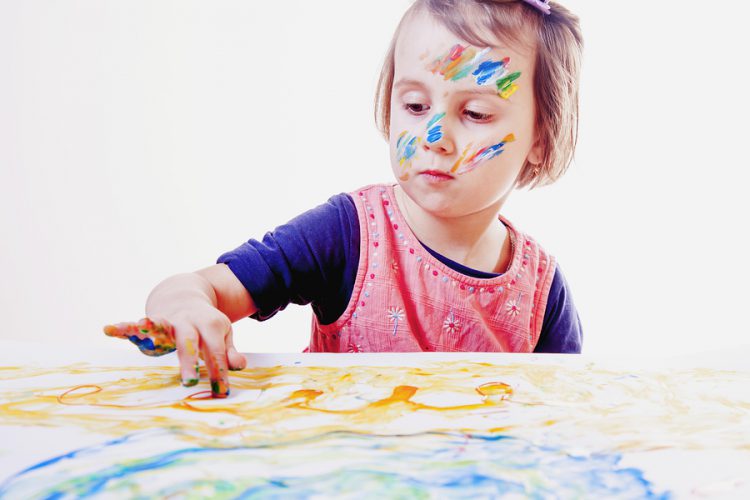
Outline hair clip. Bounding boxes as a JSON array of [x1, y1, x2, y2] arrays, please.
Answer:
[[521, 0, 552, 15]]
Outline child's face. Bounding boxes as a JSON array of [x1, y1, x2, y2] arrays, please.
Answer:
[[390, 10, 542, 218]]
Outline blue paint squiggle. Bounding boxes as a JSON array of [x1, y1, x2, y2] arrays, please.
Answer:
[[473, 60, 506, 85], [0, 430, 671, 499], [426, 113, 446, 144]]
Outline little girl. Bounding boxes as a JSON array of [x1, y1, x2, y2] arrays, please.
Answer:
[[105, 0, 584, 397]]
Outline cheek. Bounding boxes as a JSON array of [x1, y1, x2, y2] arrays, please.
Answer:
[[392, 131, 422, 180], [453, 133, 516, 175], [391, 111, 447, 173]]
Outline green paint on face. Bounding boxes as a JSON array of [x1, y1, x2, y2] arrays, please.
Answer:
[[496, 71, 521, 99]]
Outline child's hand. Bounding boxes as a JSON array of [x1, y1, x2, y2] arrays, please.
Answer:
[[105, 267, 255, 398], [103, 311, 246, 398], [103, 317, 177, 356]]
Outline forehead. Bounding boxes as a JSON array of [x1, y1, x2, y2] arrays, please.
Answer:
[[394, 9, 535, 88]]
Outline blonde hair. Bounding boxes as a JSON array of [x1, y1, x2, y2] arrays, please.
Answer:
[[374, 0, 583, 189]]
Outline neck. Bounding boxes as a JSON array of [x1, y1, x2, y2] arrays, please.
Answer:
[[394, 186, 512, 273]]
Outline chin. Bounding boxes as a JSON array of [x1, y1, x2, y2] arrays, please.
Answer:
[[401, 181, 466, 217]]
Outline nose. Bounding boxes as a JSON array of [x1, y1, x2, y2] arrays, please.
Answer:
[[422, 116, 455, 155], [423, 136, 455, 155]]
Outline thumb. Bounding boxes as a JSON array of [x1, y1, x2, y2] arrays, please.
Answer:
[[226, 329, 247, 371]]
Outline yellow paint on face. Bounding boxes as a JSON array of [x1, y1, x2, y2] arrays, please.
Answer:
[[450, 143, 474, 173], [499, 84, 518, 99]]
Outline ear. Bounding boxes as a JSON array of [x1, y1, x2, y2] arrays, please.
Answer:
[[527, 138, 544, 166]]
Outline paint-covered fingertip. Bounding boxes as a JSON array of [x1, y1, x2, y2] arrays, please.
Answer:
[[211, 389, 230, 399], [210, 380, 230, 398], [181, 378, 199, 387], [103, 324, 121, 337]]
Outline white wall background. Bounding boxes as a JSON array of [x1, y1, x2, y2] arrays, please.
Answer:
[[1, 0, 748, 358]]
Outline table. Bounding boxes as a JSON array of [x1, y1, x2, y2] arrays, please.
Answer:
[[1, 341, 749, 498]]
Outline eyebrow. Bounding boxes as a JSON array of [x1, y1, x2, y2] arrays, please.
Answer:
[[394, 77, 504, 98]]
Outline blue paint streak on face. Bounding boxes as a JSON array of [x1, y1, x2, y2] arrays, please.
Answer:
[[473, 60, 505, 85], [403, 137, 418, 160], [426, 112, 446, 144], [396, 132, 420, 169], [128, 335, 155, 353], [426, 125, 443, 144], [477, 143, 506, 162]]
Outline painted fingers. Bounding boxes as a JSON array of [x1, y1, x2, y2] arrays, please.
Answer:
[[102, 318, 176, 356], [103, 315, 242, 398]]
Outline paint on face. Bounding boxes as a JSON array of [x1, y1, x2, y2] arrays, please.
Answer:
[[427, 44, 521, 99], [473, 57, 509, 85], [396, 131, 421, 179], [452, 133, 516, 175], [426, 112, 446, 143], [428, 44, 488, 82], [451, 143, 474, 173], [496, 71, 521, 99]]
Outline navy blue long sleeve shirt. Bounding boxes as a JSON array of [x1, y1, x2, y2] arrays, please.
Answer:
[[218, 193, 582, 353]]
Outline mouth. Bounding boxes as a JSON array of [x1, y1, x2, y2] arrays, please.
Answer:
[[418, 169, 455, 182]]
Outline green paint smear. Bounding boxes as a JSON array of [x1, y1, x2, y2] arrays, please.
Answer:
[[450, 66, 474, 81], [427, 112, 446, 129], [496, 71, 521, 91]]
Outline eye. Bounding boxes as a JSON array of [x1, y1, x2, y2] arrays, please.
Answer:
[[463, 109, 493, 122], [404, 103, 430, 115]]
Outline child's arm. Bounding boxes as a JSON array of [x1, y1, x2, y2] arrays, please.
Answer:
[[104, 264, 255, 398]]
